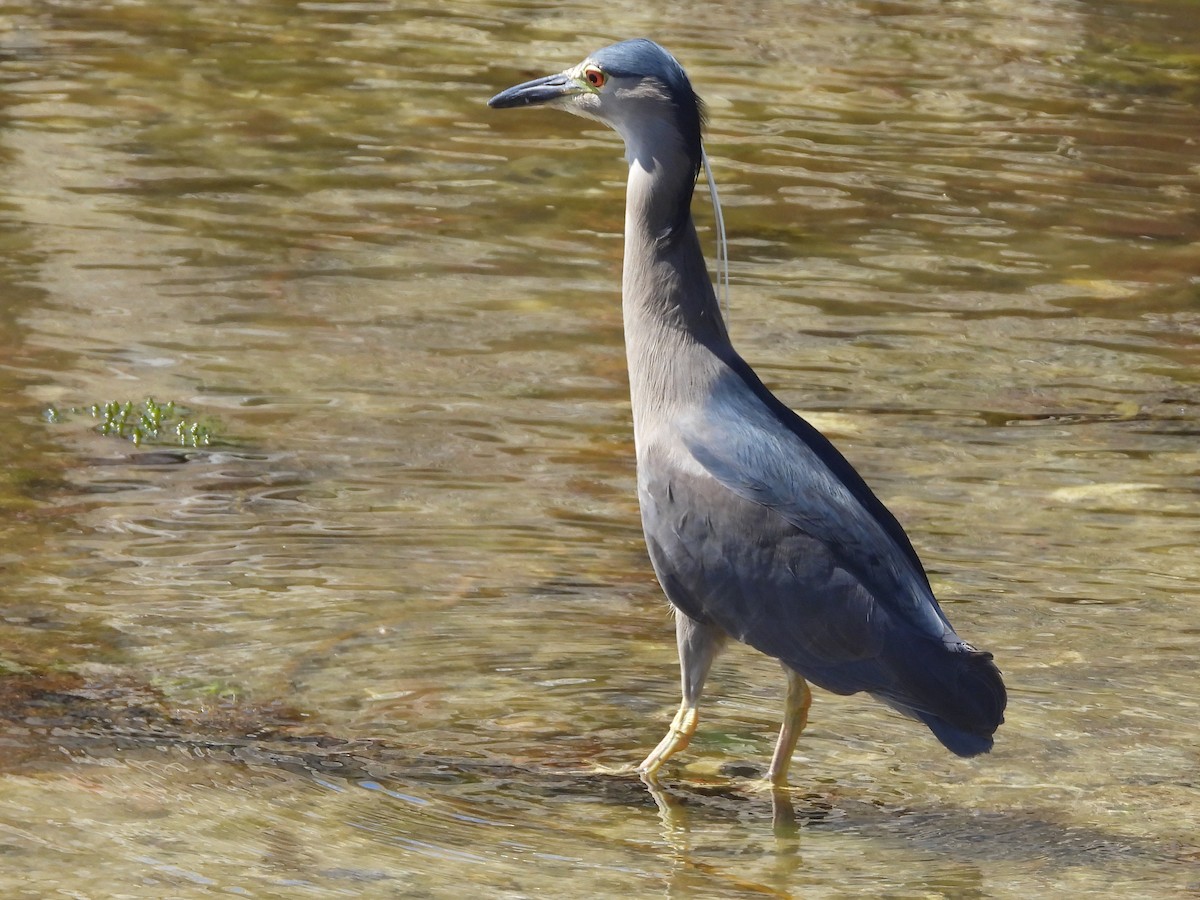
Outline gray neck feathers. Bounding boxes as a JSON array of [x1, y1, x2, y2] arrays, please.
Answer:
[[620, 153, 731, 428]]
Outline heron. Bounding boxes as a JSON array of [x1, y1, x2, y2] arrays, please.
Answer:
[[488, 39, 1005, 786]]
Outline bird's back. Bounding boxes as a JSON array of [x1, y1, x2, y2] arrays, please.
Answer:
[[637, 351, 1006, 755]]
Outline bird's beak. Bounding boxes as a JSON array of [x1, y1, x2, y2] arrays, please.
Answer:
[[488, 72, 579, 109]]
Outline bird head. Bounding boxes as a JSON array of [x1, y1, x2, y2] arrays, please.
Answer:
[[488, 39, 705, 177]]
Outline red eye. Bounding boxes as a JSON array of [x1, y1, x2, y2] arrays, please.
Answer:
[[584, 66, 605, 88]]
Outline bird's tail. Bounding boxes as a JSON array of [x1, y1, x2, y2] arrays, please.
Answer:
[[873, 638, 1007, 757]]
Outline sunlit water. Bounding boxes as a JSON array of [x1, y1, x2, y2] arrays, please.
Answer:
[[0, 0, 1197, 896]]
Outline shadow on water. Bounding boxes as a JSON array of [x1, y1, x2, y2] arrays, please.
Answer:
[[2, 660, 1193, 879]]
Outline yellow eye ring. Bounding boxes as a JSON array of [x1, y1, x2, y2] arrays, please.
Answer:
[[583, 65, 606, 89]]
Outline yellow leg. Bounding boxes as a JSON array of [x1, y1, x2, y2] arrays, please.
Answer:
[[636, 612, 723, 784], [766, 667, 812, 787], [637, 699, 699, 783]]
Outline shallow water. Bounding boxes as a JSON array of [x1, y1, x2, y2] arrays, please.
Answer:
[[0, 0, 1197, 896]]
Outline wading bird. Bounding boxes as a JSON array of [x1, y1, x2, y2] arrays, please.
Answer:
[[488, 39, 1005, 786]]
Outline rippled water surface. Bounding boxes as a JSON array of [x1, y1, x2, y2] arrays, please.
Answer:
[[1, 0, 1198, 896]]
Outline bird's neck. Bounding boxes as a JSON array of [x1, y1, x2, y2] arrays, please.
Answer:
[[621, 156, 731, 426]]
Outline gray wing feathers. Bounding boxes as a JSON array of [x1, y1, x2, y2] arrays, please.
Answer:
[[677, 386, 953, 641]]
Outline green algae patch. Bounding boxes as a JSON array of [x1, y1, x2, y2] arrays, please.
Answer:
[[45, 397, 216, 448]]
